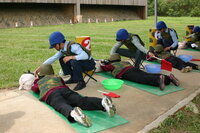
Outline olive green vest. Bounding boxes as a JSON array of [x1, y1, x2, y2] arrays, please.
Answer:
[[160, 28, 178, 47], [62, 41, 91, 57], [156, 51, 173, 63], [111, 61, 132, 77], [123, 33, 145, 52], [191, 32, 200, 42], [161, 29, 173, 40], [38, 75, 64, 100]]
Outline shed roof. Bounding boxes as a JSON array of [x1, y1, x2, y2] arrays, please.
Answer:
[[0, 0, 147, 6]]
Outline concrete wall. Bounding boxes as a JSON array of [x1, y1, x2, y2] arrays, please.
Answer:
[[0, 1, 147, 28], [0, 3, 74, 28], [81, 5, 142, 23], [0, 0, 147, 6]]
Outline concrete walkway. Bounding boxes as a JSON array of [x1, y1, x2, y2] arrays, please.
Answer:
[[0, 49, 200, 133]]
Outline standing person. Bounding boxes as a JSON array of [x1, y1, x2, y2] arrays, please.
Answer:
[[100, 54, 180, 90], [110, 29, 155, 69], [179, 26, 200, 50], [34, 31, 96, 91], [156, 21, 179, 52], [153, 44, 200, 73], [32, 64, 116, 127]]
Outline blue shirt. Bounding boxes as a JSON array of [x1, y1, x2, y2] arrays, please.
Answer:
[[43, 41, 90, 64]]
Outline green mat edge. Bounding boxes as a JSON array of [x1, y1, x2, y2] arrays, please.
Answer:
[[29, 91, 129, 133], [183, 48, 200, 52]]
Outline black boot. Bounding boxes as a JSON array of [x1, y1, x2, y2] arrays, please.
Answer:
[[65, 77, 78, 84], [159, 75, 165, 91], [169, 74, 180, 86], [73, 81, 86, 91]]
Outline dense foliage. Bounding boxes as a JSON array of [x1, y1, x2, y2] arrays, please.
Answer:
[[148, 0, 200, 16]]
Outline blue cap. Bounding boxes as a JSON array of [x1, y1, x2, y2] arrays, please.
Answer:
[[116, 29, 129, 41], [49, 32, 65, 49], [156, 21, 167, 30], [193, 26, 200, 33]]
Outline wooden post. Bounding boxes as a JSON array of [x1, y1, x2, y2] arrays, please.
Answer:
[[154, 0, 157, 27]]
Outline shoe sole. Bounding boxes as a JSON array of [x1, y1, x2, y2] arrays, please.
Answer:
[[187, 67, 193, 71], [104, 97, 116, 117], [170, 74, 180, 86], [184, 66, 192, 72], [181, 68, 189, 73], [181, 69, 187, 73], [159, 75, 165, 91], [74, 107, 92, 127], [65, 80, 78, 84], [108, 105, 116, 117], [73, 82, 86, 91]]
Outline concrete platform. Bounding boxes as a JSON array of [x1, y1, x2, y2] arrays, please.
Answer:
[[0, 49, 199, 133]]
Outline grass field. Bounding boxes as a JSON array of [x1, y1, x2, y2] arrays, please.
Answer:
[[1, 16, 200, 89], [150, 94, 200, 133]]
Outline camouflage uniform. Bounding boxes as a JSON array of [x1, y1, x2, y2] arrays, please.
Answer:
[[185, 32, 200, 50], [32, 64, 104, 122], [154, 45, 199, 72]]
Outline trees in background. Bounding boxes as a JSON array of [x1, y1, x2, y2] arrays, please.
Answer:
[[148, 0, 200, 16]]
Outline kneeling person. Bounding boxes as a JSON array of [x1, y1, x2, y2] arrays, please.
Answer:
[[32, 64, 116, 127]]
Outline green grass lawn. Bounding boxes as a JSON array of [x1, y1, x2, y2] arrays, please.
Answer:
[[1, 16, 200, 89], [1, 16, 200, 132], [150, 94, 200, 133]]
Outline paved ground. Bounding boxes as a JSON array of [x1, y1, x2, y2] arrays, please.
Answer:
[[0, 49, 200, 133]]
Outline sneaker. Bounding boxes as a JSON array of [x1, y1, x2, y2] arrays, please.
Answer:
[[181, 67, 188, 73], [102, 96, 116, 117], [159, 75, 165, 91], [73, 81, 86, 91], [186, 66, 193, 71], [71, 107, 92, 127], [169, 74, 180, 86], [65, 77, 77, 84], [196, 65, 200, 70], [191, 43, 198, 48], [181, 66, 192, 73]]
